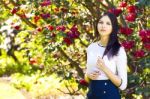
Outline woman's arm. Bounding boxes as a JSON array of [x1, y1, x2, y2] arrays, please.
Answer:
[[115, 47, 127, 90], [97, 47, 127, 90], [97, 57, 122, 87], [85, 70, 100, 80]]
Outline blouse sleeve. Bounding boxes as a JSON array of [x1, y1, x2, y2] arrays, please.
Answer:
[[116, 47, 128, 90], [85, 43, 94, 73]]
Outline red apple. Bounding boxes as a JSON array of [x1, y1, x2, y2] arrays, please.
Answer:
[[11, 8, 18, 14], [14, 25, 20, 30], [121, 40, 134, 50], [134, 50, 145, 58], [108, 8, 122, 17], [29, 58, 37, 65], [79, 79, 89, 86], [125, 13, 136, 22], [120, 27, 133, 35], [47, 25, 54, 31], [63, 37, 72, 45], [34, 16, 40, 23], [119, 1, 127, 7], [127, 5, 137, 13]]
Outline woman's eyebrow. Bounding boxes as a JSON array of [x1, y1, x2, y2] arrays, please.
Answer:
[[106, 21, 111, 23], [99, 20, 111, 23]]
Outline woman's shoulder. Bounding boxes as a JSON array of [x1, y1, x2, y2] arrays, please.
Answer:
[[86, 42, 98, 52], [87, 42, 98, 49], [119, 46, 126, 53], [117, 46, 127, 56]]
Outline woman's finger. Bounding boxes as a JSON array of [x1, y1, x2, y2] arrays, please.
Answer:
[[93, 71, 100, 75], [89, 74, 94, 79]]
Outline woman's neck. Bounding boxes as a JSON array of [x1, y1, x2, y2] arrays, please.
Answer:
[[99, 36, 109, 47]]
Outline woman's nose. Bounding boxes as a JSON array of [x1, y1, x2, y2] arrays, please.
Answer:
[[101, 24, 105, 28]]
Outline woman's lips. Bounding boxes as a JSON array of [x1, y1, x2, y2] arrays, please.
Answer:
[[100, 29, 106, 31]]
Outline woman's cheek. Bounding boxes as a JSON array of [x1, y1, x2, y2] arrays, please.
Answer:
[[97, 25, 101, 33]]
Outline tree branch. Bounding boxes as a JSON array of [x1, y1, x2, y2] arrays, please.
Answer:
[[119, 14, 127, 27], [105, 0, 114, 8], [1, 0, 37, 28], [57, 46, 84, 78]]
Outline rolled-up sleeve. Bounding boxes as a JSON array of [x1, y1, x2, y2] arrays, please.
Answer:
[[116, 47, 128, 90]]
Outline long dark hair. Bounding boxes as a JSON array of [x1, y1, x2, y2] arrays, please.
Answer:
[[96, 12, 121, 59]]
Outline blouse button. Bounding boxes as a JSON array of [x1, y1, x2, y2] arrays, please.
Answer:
[[103, 91, 106, 94], [104, 82, 107, 85]]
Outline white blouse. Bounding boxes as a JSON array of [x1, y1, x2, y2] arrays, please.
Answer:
[[86, 42, 127, 90]]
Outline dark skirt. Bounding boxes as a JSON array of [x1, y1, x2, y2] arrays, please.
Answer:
[[87, 80, 121, 99]]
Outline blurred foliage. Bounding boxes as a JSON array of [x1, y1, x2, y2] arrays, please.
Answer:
[[0, 0, 150, 98]]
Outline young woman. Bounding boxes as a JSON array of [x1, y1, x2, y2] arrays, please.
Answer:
[[85, 12, 128, 99]]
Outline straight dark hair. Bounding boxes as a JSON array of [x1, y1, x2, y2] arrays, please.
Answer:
[[96, 12, 121, 59]]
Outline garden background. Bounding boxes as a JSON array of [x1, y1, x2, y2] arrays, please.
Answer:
[[0, 0, 150, 99]]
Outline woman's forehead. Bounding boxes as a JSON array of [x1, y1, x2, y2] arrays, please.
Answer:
[[99, 16, 111, 21]]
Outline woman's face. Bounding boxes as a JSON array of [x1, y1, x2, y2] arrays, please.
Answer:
[[97, 15, 112, 36]]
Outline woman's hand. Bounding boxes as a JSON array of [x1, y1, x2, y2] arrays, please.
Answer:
[[96, 56, 107, 71], [86, 71, 100, 80]]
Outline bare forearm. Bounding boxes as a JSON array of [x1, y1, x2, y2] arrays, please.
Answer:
[[103, 67, 121, 87]]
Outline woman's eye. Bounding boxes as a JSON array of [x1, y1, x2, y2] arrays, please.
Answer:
[[106, 22, 111, 25]]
